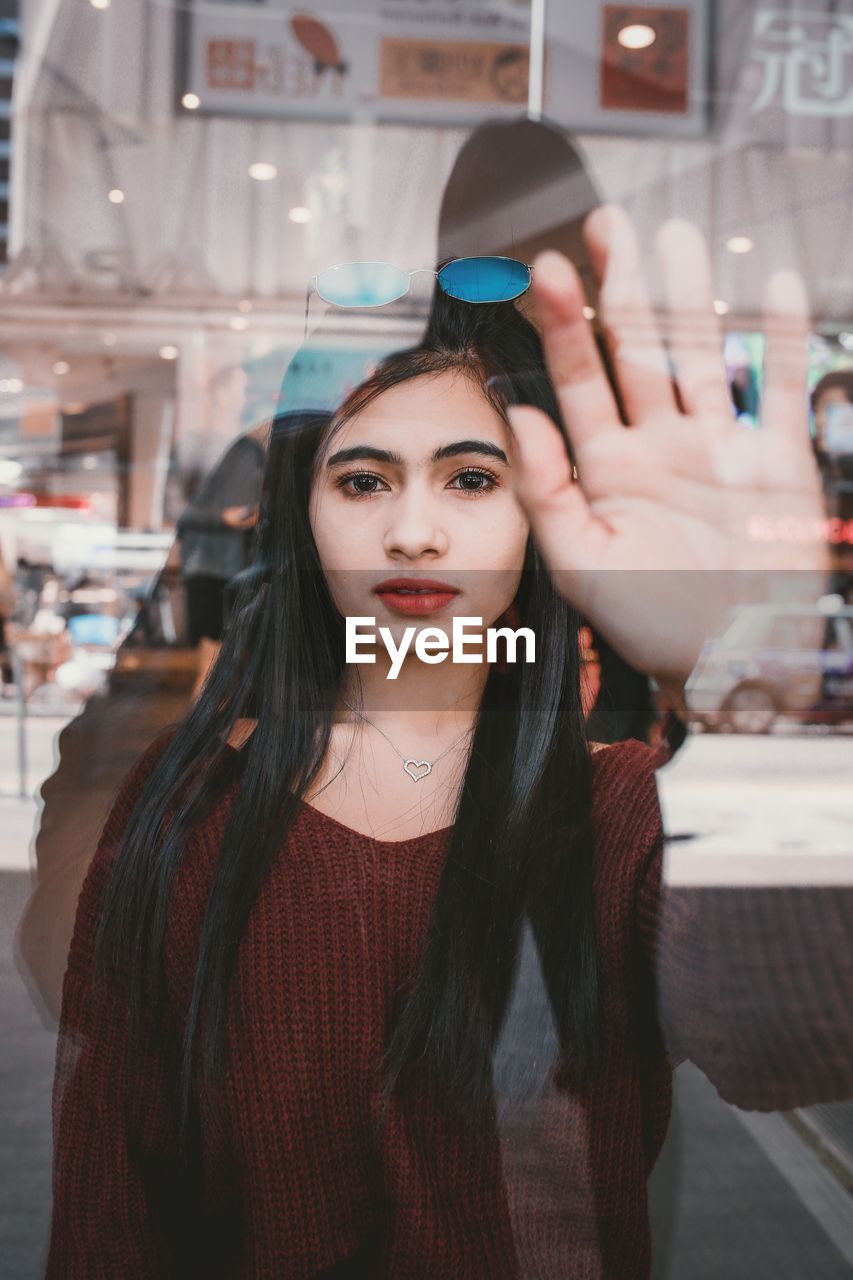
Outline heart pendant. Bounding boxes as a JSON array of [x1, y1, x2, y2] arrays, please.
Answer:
[[404, 759, 432, 782]]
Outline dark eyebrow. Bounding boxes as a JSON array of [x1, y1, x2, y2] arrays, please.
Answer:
[[433, 440, 509, 464], [325, 439, 508, 468], [326, 445, 403, 467]]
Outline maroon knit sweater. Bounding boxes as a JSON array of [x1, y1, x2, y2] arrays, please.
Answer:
[[46, 737, 852, 1279]]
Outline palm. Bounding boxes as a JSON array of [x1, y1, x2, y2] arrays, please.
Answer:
[[511, 209, 828, 682], [577, 412, 821, 565]]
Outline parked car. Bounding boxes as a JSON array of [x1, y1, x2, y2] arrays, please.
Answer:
[[687, 600, 853, 734]]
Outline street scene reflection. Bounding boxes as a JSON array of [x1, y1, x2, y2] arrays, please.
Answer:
[[0, 2, 851, 1277]]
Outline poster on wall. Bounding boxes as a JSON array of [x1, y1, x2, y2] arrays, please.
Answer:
[[543, 0, 709, 136], [184, 0, 532, 124]]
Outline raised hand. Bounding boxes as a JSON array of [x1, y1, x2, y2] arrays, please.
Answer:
[[508, 206, 828, 683]]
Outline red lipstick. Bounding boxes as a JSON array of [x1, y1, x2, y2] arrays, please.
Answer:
[[373, 577, 459, 617]]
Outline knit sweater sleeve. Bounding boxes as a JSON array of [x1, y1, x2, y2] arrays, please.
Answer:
[[45, 734, 184, 1278], [635, 751, 853, 1111]]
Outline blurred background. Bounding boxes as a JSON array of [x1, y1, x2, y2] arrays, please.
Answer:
[[0, 1, 851, 1275]]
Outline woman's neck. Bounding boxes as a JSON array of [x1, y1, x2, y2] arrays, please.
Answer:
[[340, 650, 489, 734]]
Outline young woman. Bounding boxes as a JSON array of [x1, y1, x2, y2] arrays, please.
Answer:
[[46, 210, 831, 1278]]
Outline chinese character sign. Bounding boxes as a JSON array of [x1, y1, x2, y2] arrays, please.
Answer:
[[749, 9, 853, 118]]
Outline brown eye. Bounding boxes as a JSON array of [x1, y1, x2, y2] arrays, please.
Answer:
[[448, 467, 499, 494], [336, 471, 388, 497]]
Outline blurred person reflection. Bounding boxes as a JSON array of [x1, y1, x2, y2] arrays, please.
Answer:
[[437, 117, 658, 746], [181, 364, 251, 502], [730, 362, 759, 423], [811, 369, 853, 508], [811, 368, 853, 464], [0, 547, 15, 694], [176, 420, 265, 699], [811, 368, 853, 596], [15, 423, 267, 1025]]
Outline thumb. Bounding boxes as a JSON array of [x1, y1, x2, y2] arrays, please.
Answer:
[[507, 405, 600, 576]]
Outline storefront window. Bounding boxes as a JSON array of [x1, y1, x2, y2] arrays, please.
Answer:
[[1, 3, 851, 1275]]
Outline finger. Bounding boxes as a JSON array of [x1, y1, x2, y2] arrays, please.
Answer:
[[656, 219, 732, 421], [506, 403, 605, 574], [529, 249, 621, 450], [760, 269, 810, 447], [584, 205, 678, 424]]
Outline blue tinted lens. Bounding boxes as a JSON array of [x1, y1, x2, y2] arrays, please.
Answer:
[[315, 262, 409, 308], [437, 256, 531, 303]]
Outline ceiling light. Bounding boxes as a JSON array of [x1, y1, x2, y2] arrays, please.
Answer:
[[0, 460, 23, 484], [0, 378, 23, 393], [159, 345, 179, 360], [288, 205, 312, 224], [582, 305, 596, 320], [108, 188, 125, 204], [617, 24, 656, 50], [89, 0, 110, 9], [82, 455, 99, 470], [714, 299, 730, 315], [249, 163, 277, 182], [181, 92, 201, 111], [838, 331, 853, 351], [726, 236, 754, 254], [229, 316, 249, 331], [53, 360, 70, 375]]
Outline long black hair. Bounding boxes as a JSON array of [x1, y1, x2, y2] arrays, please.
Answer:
[[94, 290, 600, 1137]]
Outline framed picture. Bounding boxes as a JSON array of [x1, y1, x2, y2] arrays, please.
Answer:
[[545, 0, 709, 137]]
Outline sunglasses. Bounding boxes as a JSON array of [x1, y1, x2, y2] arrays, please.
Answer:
[[304, 255, 533, 335]]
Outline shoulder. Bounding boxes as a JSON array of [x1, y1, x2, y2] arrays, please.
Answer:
[[590, 737, 663, 793], [224, 718, 257, 751], [65, 730, 177, 982], [107, 729, 178, 830], [589, 738, 664, 866], [91, 730, 175, 859], [82, 729, 181, 900]]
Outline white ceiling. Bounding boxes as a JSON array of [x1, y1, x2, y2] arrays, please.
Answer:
[[8, 0, 853, 324]]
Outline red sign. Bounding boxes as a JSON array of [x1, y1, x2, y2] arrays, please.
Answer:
[[600, 5, 690, 114], [32, 494, 92, 510], [207, 39, 256, 91]]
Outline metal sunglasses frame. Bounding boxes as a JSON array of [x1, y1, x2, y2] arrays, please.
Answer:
[[303, 255, 534, 336]]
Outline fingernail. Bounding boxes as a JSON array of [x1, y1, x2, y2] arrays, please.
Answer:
[[532, 249, 575, 293], [764, 270, 809, 317]]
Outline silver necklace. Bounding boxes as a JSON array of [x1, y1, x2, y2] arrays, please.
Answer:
[[340, 698, 474, 782]]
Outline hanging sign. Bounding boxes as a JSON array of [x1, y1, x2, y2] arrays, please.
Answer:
[[184, 0, 532, 123], [716, 2, 853, 148], [543, 0, 709, 137]]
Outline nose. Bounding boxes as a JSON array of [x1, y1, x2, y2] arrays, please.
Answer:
[[382, 485, 449, 560]]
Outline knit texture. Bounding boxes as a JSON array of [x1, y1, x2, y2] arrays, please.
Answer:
[[46, 736, 852, 1279]]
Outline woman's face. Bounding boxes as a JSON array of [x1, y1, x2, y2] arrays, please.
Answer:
[[309, 371, 530, 645]]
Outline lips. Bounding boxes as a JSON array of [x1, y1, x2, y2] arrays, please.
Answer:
[[373, 577, 459, 617]]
